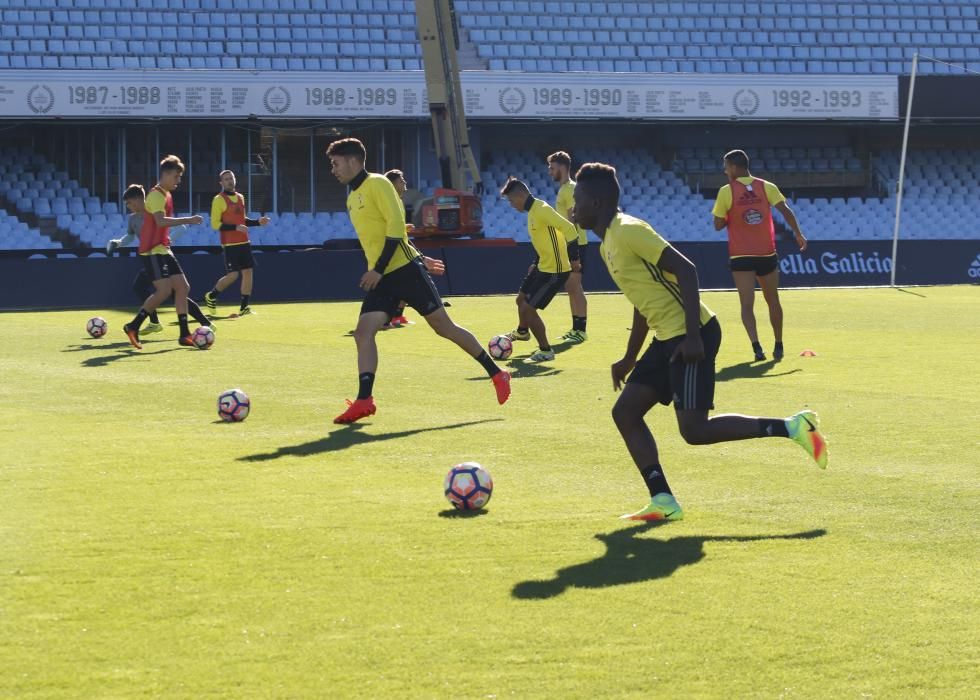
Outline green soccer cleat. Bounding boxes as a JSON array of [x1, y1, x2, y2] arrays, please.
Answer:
[[528, 349, 555, 362], [142, 322, 164, 335], [786, 410, 829, 469], [620, 493, 684, 521], [204, 291, 217, 313], [561, 329, 588, 343], [506, 328, 531, 342]]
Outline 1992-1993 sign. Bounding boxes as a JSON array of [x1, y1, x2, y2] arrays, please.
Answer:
[[0, 70, 898, 120]]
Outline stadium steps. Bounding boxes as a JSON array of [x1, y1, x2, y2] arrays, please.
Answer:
[[0, 192, 84, 249], [456, 32, 487, 70]]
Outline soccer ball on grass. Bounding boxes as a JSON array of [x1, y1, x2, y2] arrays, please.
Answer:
[[192, 325, 215, 349], [487, 334, 513, 360], [444, 462, 493, 511], [86, 317, 108, 338], [217, 388, 250, 422]]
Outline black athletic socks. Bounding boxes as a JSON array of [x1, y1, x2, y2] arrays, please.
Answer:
[[640, 464, 672, 497], [357, 372, 376, 400], [758, 418, 790, 438], [474, 350, 501, 377]]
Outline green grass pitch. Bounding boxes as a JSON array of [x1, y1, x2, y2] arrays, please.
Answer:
[[1, 286, 977, 698]]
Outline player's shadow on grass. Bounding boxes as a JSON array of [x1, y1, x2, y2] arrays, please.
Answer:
[[511, 525, 826, 600], [79, 347, 183, 367], [239, 418, 503, 462], [715, 360, 802, 382]]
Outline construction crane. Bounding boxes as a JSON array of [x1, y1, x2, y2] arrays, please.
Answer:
[[412, 0, 484, 238]]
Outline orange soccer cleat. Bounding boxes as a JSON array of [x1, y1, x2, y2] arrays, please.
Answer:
[[333, 397, 377, 424]]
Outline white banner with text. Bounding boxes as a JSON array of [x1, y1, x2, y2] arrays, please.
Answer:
[[0, 70, 899, 120]]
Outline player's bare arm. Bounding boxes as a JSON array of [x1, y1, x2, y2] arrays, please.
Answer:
[[775, 201, 808, 251]]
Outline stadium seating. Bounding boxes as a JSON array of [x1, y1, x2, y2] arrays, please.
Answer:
[[3, 142, 980, 250], [0, 208, 58, 249], [0, 0, 424, 72], [458, 0, 980, 74], [0, 1, 976, 73]]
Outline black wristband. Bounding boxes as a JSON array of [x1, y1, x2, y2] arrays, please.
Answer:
[[244, 217, 261, 226]]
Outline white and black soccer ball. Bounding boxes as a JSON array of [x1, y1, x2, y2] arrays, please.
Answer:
[[191, 325, 215, 350], [217, 388, 250, 422], [444, 462, 493, 511], [86, 316, 108, 338], [487, 334, 513, 360]]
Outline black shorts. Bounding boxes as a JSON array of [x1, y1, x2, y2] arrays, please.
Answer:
[[361, 258, 443, 318], [519, 269, 571, 310], [730, 254, 778, 276], [223, 243, 255, 272], [142, 252, 183, 281], [627, 316, 722, 411]]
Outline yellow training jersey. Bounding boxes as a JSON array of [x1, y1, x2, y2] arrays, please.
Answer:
[[527, 198, 575, 274], [711, 176, 785, 218], [599, 212, 715, 340], [347, 172, 419, 273], [556, 179, 587, 245]]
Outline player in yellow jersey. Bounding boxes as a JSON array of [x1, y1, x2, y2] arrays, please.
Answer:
[[203, 170, 270, 318], [547, 151, 588, 343], [501, 177, 577, 362], [572, 162, 828, 521], [327, 138, 511, 424]]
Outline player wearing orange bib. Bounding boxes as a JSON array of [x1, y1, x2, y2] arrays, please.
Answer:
[[122, 156, 206, 349], [203, 170, 269, 318], [712, 150, 808, 361]]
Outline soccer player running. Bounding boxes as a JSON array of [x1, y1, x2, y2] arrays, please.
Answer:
[[122, 156, 205, 349], [547, 151, 589, 343], [327, 138, 510, 424], [107, 184, 197, 335], [501, 177, 577, 362], [203, 170, 269, 318], [712, 149, 808, 361], [573, 162, 827, 521]]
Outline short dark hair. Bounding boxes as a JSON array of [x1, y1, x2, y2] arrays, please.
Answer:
[[326, 138, 367, 161], [500, 176, 530, 197], [724, 149, 750, 169], [547, 151, 571, 167], [159, 155, 185, 174], [574, 162, 620, 208], [384, 169, 405, 183], [122, 184, 145, 200], [218, 169, 234, 179]]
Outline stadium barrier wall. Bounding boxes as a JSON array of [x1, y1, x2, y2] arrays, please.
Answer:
[[0, 240, 977, 310]]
